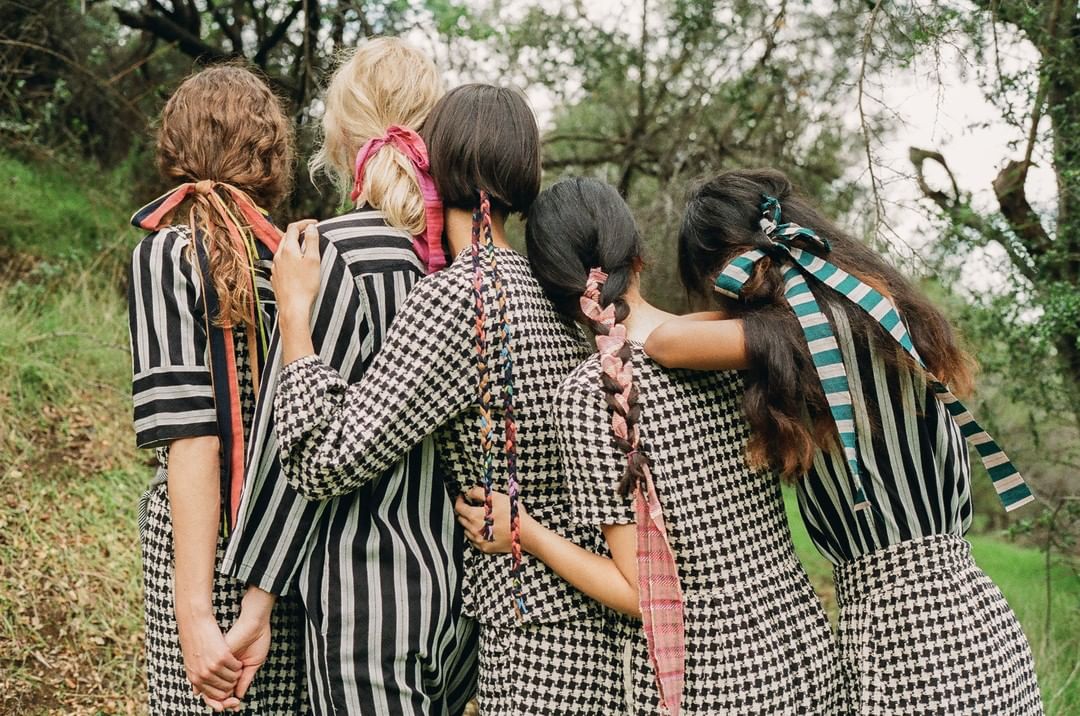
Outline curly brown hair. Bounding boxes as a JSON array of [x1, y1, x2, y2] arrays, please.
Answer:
[[679, 169, 976, 480], [156, 64, 294, 327]]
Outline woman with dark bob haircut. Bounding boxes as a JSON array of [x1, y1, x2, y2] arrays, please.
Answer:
[[645, 168, 1042, 715], [473, 176, 845, 715], [269, 85, 631, 714]]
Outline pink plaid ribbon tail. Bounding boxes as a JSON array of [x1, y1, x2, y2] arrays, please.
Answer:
[[635, 467, 685, 716]]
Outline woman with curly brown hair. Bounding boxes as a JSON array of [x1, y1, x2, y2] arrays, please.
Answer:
[[127, 65, 307, 713], [645, 168, 1042, 715]]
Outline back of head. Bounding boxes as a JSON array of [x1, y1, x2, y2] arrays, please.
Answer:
[[526, 177, 643, 320], [678, 168, 974, 478], [422, 84, 541, 215], [156, 64, 293, 327], [157, 64, 293, 210], [310, 37, 443, 234]]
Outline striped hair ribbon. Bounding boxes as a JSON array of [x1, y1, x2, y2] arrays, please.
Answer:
[[715, 195, 1034, 513], [581, 269, 685, 716], [131, 180, 281, 531], [352, 125, 447, 274]]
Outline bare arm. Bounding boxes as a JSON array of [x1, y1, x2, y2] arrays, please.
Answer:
[[168, 436, 243, 709], [644, 316, 749, 371], [455, 489, 640, 617]]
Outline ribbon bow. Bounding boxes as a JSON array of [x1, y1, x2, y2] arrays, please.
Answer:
[[352, 125, 447, 274], [131, 181, 282, 532], [580, 268, 686, 716], [715, 195, 1034, 514]]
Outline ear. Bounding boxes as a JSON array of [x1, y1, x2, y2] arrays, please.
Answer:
[[631, 255, 646, 273]]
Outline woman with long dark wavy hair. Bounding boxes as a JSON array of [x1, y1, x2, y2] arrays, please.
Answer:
[[463, 176, 845, 715], [645, 168, 1043, 715]]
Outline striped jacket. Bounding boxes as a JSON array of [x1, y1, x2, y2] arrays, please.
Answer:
[[222, 208, 476, 715]]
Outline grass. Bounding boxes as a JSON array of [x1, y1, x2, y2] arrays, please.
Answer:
[[785, 488, 1080, 714]]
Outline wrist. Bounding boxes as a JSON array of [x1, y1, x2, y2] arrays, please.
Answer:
[[520, 513, 541, 555], [240, 586, 276, 622], [176, 598, 215, 623], [278, 303, 311, 331]]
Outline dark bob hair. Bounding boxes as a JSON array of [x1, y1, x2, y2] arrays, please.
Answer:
[[422, 83, 541, 215]]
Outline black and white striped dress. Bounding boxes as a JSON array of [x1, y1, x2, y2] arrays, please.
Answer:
[[557, 345, 844, 714], [221, 209, 478, 715], [273, 249, 635, 715], [799, 308, 1043, 714], [128, 226, 308, 714]]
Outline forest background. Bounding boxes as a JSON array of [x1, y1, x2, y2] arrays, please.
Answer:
[[0, 0, 1077, 713]]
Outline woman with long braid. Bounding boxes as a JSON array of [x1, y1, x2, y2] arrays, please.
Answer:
[[460, 177, 843, 715], [266, 85, 630, 714], [645, 169, 1042, 714]]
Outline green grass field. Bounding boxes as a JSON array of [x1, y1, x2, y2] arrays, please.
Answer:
[[1, 155, 1076, 713]]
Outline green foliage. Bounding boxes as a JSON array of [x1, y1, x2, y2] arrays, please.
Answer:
[[0, 154, 133, 267]]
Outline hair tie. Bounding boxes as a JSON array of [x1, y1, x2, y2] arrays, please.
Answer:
[[352, 125, 446, 274], [131, 180, 281, 253]]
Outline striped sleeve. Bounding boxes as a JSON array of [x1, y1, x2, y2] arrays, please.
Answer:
[[224, 228, 424, 594], [128, 229, 216, 449]]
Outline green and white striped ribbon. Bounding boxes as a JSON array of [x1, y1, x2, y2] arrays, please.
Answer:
[[714, 195, 1034, 513]]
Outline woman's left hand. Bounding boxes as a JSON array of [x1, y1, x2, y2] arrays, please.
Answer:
[[454, 486, 529, 554], [272, 220, 321, 325]]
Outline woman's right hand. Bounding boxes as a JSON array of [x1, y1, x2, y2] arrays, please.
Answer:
[[177, 613, 243, 712], [273, 220, 321, 364]]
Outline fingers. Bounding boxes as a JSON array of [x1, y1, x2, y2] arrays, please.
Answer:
[[465, 486, 486, 503], [235, 664, 258, 699], [196, 669, 238, 696], [302, 224, 321, 263]]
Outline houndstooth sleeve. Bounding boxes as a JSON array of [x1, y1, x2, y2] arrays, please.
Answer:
[[274, 269, 475, 500], [554, 361, 636, 526]]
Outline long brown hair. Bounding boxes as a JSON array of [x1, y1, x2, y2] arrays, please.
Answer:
[[679, 169, 976, 480], [156, 64, 294, 327]]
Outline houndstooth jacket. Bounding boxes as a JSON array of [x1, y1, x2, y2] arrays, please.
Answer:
[[274, 247, 603, 628]]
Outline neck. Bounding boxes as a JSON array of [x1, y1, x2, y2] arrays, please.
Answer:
[[445, 207, 513, 256], [619, 280, 676, 343]]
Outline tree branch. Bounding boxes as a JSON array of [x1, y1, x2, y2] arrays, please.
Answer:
[[910, 146, 1039, 283], [253, 1, 303, 67], [992, 159, 1053, 261], [113, 6, 232, 63]]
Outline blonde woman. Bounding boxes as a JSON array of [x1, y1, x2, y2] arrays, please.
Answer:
[[222, 39, 477, 714], [128, 65, 307, 713]]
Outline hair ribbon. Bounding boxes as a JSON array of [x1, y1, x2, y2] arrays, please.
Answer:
[[580, 268, 686, 716], [714, 195, 1034, 514], [352, 125, 447, 274]]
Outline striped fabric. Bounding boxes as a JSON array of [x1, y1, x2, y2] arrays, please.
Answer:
[[222, 209, 477, 715], [715, 196, 1034, 515]]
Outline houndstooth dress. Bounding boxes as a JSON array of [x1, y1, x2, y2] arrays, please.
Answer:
[[798, 308, 1042, 715], [274, 248, 637, 715], [557, 345, 844, 714], [129, 228, 308, 714]]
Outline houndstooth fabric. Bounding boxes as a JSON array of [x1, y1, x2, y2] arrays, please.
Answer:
[[275, 248, 596, 628], [835, 533, 1043, 715], [476, 619, 626, 715], [556, 346, 844, 713], [140, 482, 308, 714]]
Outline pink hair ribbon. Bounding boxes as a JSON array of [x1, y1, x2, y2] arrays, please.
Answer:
[[351, 125, 447, 274], [580, 268, 685, 716]]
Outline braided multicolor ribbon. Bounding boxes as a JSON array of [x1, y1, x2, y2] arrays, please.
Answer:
[[131, 180, 282, 531], [715, 195, 1034, 513], [352, 125, 447, 274], [471, 191, 526, 617], [581, 268, 685, 716]]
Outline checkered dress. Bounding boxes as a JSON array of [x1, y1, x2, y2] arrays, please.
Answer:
[[557, 346, 844, 714], [129, 228, 308, 714], [274, 248, 626, 711]]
